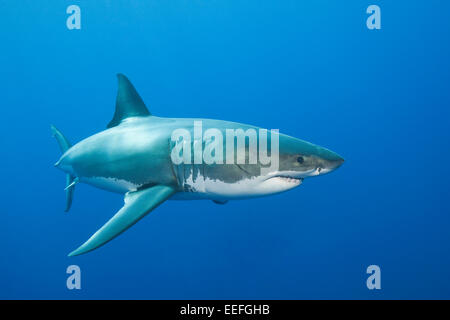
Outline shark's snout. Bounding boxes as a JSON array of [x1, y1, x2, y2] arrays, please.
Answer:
[[318, 147, 344, 162], [318, 157, 344, 175], [327, 151, 344, 169], [318, 148, 344, 175], [301, 147, 344, 177]]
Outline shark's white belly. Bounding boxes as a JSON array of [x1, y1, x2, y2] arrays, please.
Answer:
[[172, 172, 302, 200], [81, 170, 304, 200], [81, 176, 141, 194]]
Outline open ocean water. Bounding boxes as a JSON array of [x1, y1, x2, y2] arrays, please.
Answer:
[[1, 1, 450, 299]]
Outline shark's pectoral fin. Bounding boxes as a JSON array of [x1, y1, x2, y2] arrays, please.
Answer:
[[68, 185, 176, 257]]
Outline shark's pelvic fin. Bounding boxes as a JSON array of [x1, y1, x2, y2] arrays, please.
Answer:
[[51, 125, 76, 212], [213, 200, 228, 205], [68, 185, 176, 257], [107, 73, 151, 128]]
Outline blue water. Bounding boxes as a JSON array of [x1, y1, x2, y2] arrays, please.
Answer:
[[1, 1, 450, 299]]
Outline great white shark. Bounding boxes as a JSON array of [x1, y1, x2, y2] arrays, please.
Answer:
[[52, 74, 344, 256]]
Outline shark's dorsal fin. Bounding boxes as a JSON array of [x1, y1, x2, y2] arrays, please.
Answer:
[[107, 74, 151, 128]]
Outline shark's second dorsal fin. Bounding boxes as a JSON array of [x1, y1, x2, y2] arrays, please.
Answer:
[[107, 74, 151, 128]]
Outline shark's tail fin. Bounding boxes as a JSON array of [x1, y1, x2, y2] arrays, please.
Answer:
[[51, 125, 76, 212]]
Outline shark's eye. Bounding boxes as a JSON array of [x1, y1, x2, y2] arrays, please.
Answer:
[[297, 156, 304, 164]]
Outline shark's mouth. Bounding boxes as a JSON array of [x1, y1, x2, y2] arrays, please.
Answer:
[[270, 175, 304, 184]]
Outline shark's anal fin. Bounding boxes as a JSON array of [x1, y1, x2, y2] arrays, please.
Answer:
[[68, 185, 175, 257], [107, 74, 151, 128]]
